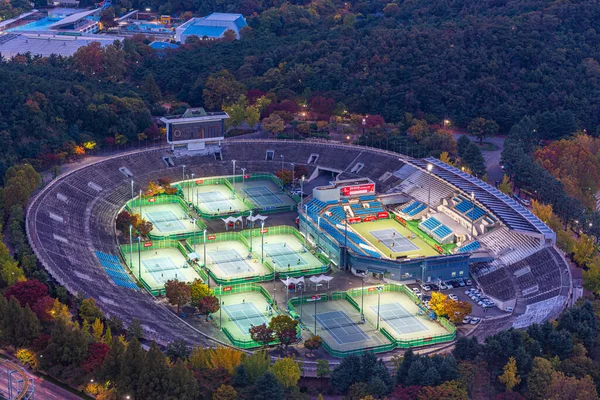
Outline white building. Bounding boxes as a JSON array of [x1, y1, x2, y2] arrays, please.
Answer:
[[175, 13, 247, 43]]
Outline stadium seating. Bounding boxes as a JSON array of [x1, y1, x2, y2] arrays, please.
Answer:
[[418, 216, 453, 242], [360, 195, 377, 201], [457, 241, 481, 253], [454, 196, 486, 221], [478, 227, 541, 265]]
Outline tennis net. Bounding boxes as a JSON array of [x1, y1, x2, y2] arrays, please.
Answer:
[[228, 311, 270, 322]]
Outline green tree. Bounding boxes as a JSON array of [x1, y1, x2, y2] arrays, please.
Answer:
[[252, 371, 284, 400], [499, 356, 521, 392], [271, 357, 301, 388], [167, 359, 200, 399], [137, 342, 169, 400], [100, 336, 126, 384], [79, 298, 103, 322], [268, 314, 298, 350], [142, 73, 162, 102], [117, 337, 145, 395], [128, 318, 143, 340], [243, 350, 271, 382], [498, 175, 513, 196], [245, 105, 260, 128], [203, 70, 246, 109], [462, 143, 486, 177], [0, 260, 25, 286], [213, 384, 237, 400]]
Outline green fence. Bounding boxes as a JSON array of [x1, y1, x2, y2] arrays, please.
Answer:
[[287, 283, 456, 357]]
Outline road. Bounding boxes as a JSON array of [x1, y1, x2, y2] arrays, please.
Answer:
[[452, 133, 505, 185]]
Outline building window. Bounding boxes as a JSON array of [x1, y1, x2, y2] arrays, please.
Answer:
[[452, 272, 456, 277], [459, 270, 464, 276]]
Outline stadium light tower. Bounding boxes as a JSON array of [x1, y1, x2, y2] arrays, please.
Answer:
[[232, 160, 236, 194], [362, 117, 366, 145], [139, 189, 142, 217], [300, 176, 305, 205], [280, 155, 284, 179], [203, 229, 208, 287], [129, 224, 133, 268], [193, 219, 197, 252], [360, 271, 366, 323], [427, 163, 433, 209], [130, 180, 134, 203], [241, 168, 246, 198], [291, 163, 295, 190], [182, 165, 186, 182], [191, 173, 195, 208]]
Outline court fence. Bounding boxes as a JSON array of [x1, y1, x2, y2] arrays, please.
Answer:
[[287, 283, 456, 357], [212, 283, 301, 349], [125, 194, 208, 239]]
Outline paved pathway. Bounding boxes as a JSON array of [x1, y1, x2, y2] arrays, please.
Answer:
[[452, 133, 506, 184]]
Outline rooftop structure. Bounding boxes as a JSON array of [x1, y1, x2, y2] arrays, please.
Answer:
[[0, 32, 122, 58], [175, 13, 247, 43], [159, 108, 229, 151]]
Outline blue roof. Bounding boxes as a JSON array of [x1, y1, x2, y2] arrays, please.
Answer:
[[183, 25, 227, 38], [149, 41, 179, 50]]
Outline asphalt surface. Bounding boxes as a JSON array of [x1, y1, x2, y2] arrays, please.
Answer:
[[452, 133, 505, 184]]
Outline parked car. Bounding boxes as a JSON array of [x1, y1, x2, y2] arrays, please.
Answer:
[[449, 294, 459, 301], [462, 316, 472, 324], [429, 283, 439, 291], [421, 284, 431, 291], [438, 282, 448, 290], [470, 317, 481, 325], [457, 278, 466, 287], [466, 279, 473, 286], [465, 289, 473, 295], [505, 307, 514, 313], [412, 287, 422, 296]]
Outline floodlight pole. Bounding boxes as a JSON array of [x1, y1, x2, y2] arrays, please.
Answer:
[[249, 211, 253, 251], [139, 189, 142, 217], [314, 298, 318, 334], [130, 180, 134, 204], [241, 168, 246, 199], [232, 159, 236, 194], [280, 155, 284, 178], [203, 229, 208, 287], [191, 173, 195, 209], [376, 286, 382, 329], [129, 224, 133, 268], [344, 216, 348, 270], [362, 117, 366, 145], [317, 216, 321, 248], [427, 163, 433, 210], [361, 273, 365, 322], [291, 163, 295, 190], [299, 285, 303, 323], [193, 219, 197, 252], [301, 176, 305, 205], [137, 236, 141, 280], [219, 284, 222, 327], [182, 165, 186, 182], [470, 192, 475, 238]]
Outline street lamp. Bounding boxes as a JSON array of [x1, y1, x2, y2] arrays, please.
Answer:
[[203, 229, 208, 287], [193, 219, 197, 251], [376, 286, 383, 329], [291, 163, 295, 191], [232, 159, 236, 194], [470, 192, 475, 238], [427, 163, 433, 209], [129, 224, 133, 268], [300, 176, 305, 205], [362, 117, 366, 145], [241, 167, 246, 198], [280, 154, 284, 178], [139, 189, 142, 217], [130, 180, 134, 204], [182, 165, 186, 182], [360, 271, 366, 322]]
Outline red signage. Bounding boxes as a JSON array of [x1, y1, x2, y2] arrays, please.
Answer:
[[340, 183, 375, 197], [348, 217, 362, 224], [377, 212, 389, 219], [260, 228, 269, 234], [395, 215, 407, 226], [144, 242, 153, 247], [195, 179, 203, 184], [434, 244, 444, 254], [148, 198, 156, 203], [368, 287, 377, 292], [310, 295, 321, 301], [223, 286, 232, 292], [207, 235, 216, 240], [243, 175, 250, 179], [363, 215, 378, 222]]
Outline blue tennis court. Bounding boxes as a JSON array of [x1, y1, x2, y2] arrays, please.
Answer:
[[243, 185, 283, 207], [370, 302, 429, 335], [263, 243, 307, 268], [223, 302, 270, 335], [370, 228, 419, 253], [316, 311, 370, 344], [142, 257, 186, 286], [196, 191, 236, 213], [145, 210, 186, 233], [208, 249, 254, 276]]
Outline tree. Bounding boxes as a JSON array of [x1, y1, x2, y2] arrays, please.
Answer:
[[79, 298, 103, 323], [41, 318, 89, 368], [0, 260, 25, 286], [166, 339, 190, 361], [304, 335, 323, 356], [249, 324, 274, 347], [262, 114, 285, 134], [213, 384, 237, 400], [462, 143, 486, 177], [142, 73, 162, 103], [453, 337, 480, 361], [444, 300, 472, 323], [499, 357, 521, 392], [127, 318, 143, 340], [252, 371, 284, 400], [82, 342, 110, 373], [391, 385, 422, 400], [268, 315, 298, 350], [4, 280, 48, 307], [547, 371, 598, 400], [197, 295, 220, 321], [526, 357, 554, 400], [166, 359, 200, 399], [118, 337, 145, 395], [164, 279, 191, 313], [498, 175, 513, 196], [137, 342, 169, 400], [31, 296, 56, 322], [203, 70, 246, 109], [417, 380, 468, 400], [243, 350, 271, 382], [245, 106, 260, 128], [271, 357, 301, 388], [208, 346, 246, 375], [573, 234, 597, 267], [429, 291, 448, 317], [330, 355, 362, 393], [190, 279, 210, 307], [92, 318, 104, 343], [468, 118, 499, 143]]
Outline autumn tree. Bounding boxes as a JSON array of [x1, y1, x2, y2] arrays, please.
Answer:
[[190, 279, 210, 307], [165, 280, 191, 313], [499, 357, 521, 392], [429, 291, 447, 317], [526, 357, 554, 400], [468, 117, 499, 143], [207, 346, 246, 374], [268, 315, 299, 350], [79, 298, 103, 322], [4, 280, 48, 307], [250, 324, 274, 347], [203, 70, 246, 109], [547, 371, 598, 400], [271, 357, 301, 388], [197, 295, 220, 321], [304, 335, 323, 356], [444, 300, 472, 324], [498, 175, 513, 196], [262, 114, 285, 135], [213, 384, 237, 400], [574, 234, 597, 267]]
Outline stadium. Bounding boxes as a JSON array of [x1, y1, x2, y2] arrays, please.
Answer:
[[26, 131, 572, 356]]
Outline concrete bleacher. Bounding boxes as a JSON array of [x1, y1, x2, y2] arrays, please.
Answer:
[[398, 200, 426, 217], [95, 251, 138, 290], [453, 195, 486, 221], [470, 262, 517, 301], [478, 226, 541, 265], [419, 216, 453, 243], [391, 170, 454, 206]]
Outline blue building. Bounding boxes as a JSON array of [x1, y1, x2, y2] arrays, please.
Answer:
[[175, 13, 247, 43]]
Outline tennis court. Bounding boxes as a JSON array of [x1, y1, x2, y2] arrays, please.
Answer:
[[351, 219, 438, 258], [204, 240, 271, 280], [316, 311, 370, 345], [370, 228, 419, 253], [370, 302, 428, 335], [241, 179, 297, 209], [196, 191, 237, 213], [208, 249, 255, 276], [300, 297, 392, 352], [127, 247, 200, 292], [223, 302, 272, 335], [141, 203, 198, 236], [218, 291, 275, 341], [181, 183, 249, 215], [257, 233, 322, 273], [243, 185, 283, 207], [358, 290, 449, 341]]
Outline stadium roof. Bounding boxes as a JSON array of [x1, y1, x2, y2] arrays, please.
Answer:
[[47, 9, 98, 29], [0, 32, 122, 58], [182, 25, 226, 38], [203, 12, 247, 30], [406, 157, 555, 239]]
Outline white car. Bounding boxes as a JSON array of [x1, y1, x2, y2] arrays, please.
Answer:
[[438, 282, 448, 290], [462, 316, 472, 324], [449, 294, 459, 301], [466, 279, 473, 286], [470, 317, 481, 324], [505, 307, 514, 313], [421, 285, 431, 291], [412, 288, 422, 296]]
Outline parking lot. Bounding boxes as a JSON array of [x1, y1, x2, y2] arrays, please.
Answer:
[[406, 279, 505, 326]]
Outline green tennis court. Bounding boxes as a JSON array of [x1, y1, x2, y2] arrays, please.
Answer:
[[243, 185, 283, 207], [208, 248, 255, 276], [223, 302, 272, 335], [263, 242, 308, 267], [145, 210, 187, 233]]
